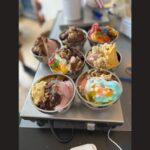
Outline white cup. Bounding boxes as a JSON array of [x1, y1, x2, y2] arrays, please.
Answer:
[[62, 0, 82, 21]]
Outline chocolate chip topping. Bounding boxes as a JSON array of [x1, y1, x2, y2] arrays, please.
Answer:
[[38, 81, 61, 110], [50, 93, 61, 107], [60, 32, 68, 40]]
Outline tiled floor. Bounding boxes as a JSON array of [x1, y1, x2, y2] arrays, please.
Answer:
[[19, 17, 45, 112]]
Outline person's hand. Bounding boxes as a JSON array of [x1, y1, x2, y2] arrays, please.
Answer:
[[35, 0, 42, 11], [35, 0, 45, 26]]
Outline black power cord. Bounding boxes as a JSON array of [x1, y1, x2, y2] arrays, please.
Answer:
[[48, 120, 123, 149], [49, 120, 74, 144]]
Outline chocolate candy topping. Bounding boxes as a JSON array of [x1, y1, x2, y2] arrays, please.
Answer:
[[38, 81, 61, 110], [32, 36, 48, 56], [60, 26, 85, 45]]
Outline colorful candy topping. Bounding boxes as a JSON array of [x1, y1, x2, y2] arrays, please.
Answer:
[[48, 46, 84, 76], [89, 23, 119, 43], [85, 77, 122, 104]]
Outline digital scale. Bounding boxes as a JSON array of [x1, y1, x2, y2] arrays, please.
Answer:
[[20, 10, 130, 132]]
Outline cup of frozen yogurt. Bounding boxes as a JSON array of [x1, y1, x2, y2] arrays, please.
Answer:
[[31, 36, 61, 63], [48, 46, 85, 80], [31, 74, 75, 114], [59, 26, 87, 51], [87, 23, 119, 46], [85, 43, 122, 71], [76, 69, 123, 110]]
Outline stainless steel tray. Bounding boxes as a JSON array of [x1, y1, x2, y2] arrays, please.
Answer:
[[20, 12, 132, 127]]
